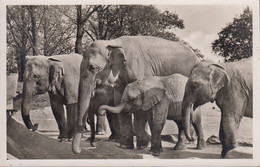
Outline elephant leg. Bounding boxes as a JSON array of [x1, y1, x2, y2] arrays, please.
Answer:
[[66, 103, 77, 140], [88, 110, 95, 147], [115, 85, 134, 149], [96, 114, 105, 135], [117, 112, 134, 149], [220, 111, 239, 158], [173, 121, 187, 150], [191, 109, 206, 150], [106, 112, 121, 141], [134, 111, 150, 149], [49, 94, 67, 141], [147, 113, 164, 156], [219, 119, 226, 158]]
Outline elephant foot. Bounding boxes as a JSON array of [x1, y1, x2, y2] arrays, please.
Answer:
[[149, 148, 161, 156], [173, 143, 187, 150], [96, 131, 106, 135], [57, 133, 68, 142], [29, 124, 39, 131], [90, 142, 96, 147], [196, 139, 206, 150], [137, 141, 150, 150], [116, 142, 134, 149], [109, 134, 121, 142], [221, 149, 227, 158], [58, 138, 66, 142]]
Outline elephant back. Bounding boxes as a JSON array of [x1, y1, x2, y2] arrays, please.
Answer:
[[162, 74, 188, 102], [50, 54, 82, 104]]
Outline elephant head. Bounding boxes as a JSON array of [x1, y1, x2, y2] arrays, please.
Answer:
[[182, 62, 229, 141], [98, 77, 167, 115], [22, 56, 64, 131], [72, 41, 127, 153]]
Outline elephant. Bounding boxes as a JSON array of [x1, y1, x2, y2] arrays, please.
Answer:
[[181, 57, 252, 158], [98, 74, 205, 156], [88, 73, 119, 147], [22, 54, 82, 141], [72, 36, 200, 154]]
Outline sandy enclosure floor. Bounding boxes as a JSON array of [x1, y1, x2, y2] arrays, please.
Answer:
[[8, 94, 253, 159]]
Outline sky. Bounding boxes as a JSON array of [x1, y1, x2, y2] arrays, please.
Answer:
[[156, 5, 249, 62]]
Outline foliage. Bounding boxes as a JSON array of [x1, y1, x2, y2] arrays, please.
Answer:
[[212, 7, 252, 62], [7, 5, 205, 80], [6, 55, 18, 75], [85, 5, 184, 41]]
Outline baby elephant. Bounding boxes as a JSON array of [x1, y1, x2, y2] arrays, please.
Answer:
[[98, 74, 205, 156]]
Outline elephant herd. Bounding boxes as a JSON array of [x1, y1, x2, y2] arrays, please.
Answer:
[[21, 36, 252, 158]]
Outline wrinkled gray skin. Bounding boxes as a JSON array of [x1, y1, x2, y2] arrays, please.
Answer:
[[98, 74, 205, 156], [72, 36, 200, 154], [182, 57, 252, 158], [88, 75, 119, 147], [22, 54, 82, 141]]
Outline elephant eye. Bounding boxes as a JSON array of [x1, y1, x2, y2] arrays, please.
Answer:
[[89, 64, 101, 73], [190, 82, 199, 90], [33, 74, 39, 80]]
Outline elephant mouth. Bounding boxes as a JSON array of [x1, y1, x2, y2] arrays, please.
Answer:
[[193, 102, 199, 111]]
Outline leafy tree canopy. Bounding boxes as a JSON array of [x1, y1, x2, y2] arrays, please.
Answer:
[[212, 6, 252, 62]]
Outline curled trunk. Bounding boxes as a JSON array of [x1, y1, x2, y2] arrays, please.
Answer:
[[21, 81, 38, 131]]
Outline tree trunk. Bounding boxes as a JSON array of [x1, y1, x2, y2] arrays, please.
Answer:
[[75, 5, 83, 54], [20, 6, 27, 81], [28, 5, 39, 55]]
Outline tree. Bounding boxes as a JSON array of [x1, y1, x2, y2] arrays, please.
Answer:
[[212, 7, 252, 62], [7, 5, 76, 80], [74, 5, 100, 54], [86, 5, 184, 41], [27, 5, 40, 55], [7, 6, 31, 80]]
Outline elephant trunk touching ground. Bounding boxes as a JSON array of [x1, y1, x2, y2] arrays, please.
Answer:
[[21, 79, 39, 131], [72, 71, 96, 154]]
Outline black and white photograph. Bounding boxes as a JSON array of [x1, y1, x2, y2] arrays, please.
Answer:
[[1, 0, 260, 166]]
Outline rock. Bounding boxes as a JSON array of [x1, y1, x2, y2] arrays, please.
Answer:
[[225, 147, 253, 159], [206, 135, 221, 145]]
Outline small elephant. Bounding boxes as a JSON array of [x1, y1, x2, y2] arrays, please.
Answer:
[[98, 74, 205, 156], [88, 77, 119, 146], [181, 57, 252, 158], [22, 54, 82, 141]]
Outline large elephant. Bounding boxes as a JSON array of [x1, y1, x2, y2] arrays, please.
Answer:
[[72, 36, 200, 153], [181, 57, 252, 158], [22, 54, 82, 141], [98, 74, 205, 156]]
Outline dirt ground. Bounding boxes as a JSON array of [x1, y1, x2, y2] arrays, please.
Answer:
[[8, 89, 253, 159]]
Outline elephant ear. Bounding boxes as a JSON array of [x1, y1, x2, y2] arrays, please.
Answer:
[[209, 64, 229, 97], [107, 45, 126, 77], [142, 88, 166, 111], [48, 58, 65, 94]]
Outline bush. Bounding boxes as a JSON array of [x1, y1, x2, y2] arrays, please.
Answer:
[[7, 55, 18, 75]]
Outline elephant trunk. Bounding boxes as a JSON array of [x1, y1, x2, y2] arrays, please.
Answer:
[[98, 102, 127, 115], [21, 81, 38, 131], [72, 72, 96, 154]]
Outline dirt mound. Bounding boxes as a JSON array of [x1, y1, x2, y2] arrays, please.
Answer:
[[7, 116, 142, 159]]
